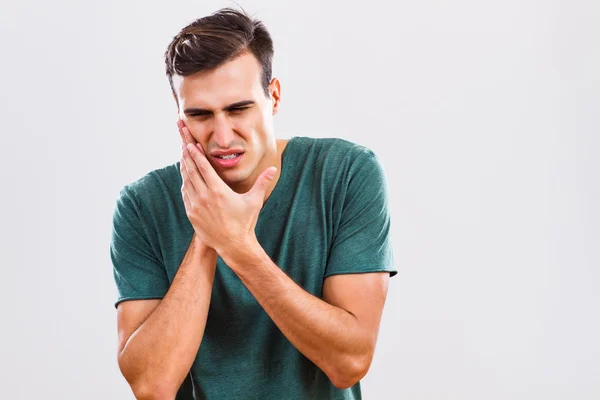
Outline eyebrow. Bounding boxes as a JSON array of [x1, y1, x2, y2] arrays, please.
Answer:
[[183, 100, 255, 115]]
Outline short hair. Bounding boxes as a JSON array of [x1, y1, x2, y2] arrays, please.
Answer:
[[164, 7, 274, 106]]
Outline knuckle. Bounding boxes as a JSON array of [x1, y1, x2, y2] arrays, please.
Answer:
[[187, 168, 198, 178]]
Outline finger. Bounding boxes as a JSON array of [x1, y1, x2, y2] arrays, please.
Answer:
[[182, 126, 196, 146], [181, 180, 192, 212], [248, 166, 277, 199], [182, 146, 208, 192], [176, 120, 197, 146], [186, 143, 225, 190], [180, 155, 198, 198], [177, 119, 186, 144]]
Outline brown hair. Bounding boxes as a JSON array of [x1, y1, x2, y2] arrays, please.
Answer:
[[164, 7, 274, 107]]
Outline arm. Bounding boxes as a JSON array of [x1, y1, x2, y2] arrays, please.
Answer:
[[117, 234, 217, 400], [221, 243, 390, 389], [178, 127, 395, 389]]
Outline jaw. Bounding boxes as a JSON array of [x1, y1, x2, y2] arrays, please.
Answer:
[[224, 142, 280, 194]]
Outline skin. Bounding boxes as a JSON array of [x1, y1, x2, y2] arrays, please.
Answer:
[[117, 51, 390, 398], [173, 51, 285, 197]]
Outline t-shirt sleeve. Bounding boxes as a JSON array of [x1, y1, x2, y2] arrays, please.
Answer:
[[110, 185, 170, 308], [324, 150, 397, 278]]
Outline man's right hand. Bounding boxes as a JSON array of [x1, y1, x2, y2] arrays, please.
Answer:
[[177, 118, 196, 146], [177, 119, 206, 248]]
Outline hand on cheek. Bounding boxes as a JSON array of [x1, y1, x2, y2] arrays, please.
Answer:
[[177, 118, 198, 148], [178, 131, 277, 257]]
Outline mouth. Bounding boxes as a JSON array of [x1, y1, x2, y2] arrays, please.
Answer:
[[212, 152, 244, 168], [214, 153, 243, 160]]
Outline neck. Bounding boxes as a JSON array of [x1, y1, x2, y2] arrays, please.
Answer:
[[262, 139, 288, 203], [230, 139, 287, 202]]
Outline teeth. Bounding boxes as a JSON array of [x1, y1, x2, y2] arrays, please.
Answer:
[[217, 153, 240, 160]]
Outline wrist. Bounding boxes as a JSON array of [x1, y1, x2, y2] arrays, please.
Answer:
[[191, 233, 217, 258], [220, 235, 265, 271]]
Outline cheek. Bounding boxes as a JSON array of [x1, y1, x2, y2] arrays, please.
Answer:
[[228, 117, 260, 144], [234, 115, 258, 132], [185, 120, 210, 143], [249, 112, 270, 136]]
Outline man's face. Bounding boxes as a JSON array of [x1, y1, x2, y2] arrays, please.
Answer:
[[173, 52, 280, 189]]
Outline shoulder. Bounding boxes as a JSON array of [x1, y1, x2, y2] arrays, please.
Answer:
[[292, 136, 375, 160], [290, 136, 381, 177], [121, 162, 180, 199], [116, 161, 181, 210], [294, 136, 384, 180]]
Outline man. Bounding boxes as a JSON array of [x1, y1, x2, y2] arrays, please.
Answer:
[[110, 7, 397, 400]]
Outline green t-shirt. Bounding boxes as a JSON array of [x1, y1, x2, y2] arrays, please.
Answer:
[[110, 136, 397, 400]]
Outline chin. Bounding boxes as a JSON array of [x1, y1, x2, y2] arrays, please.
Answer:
[[219, 168, 251, 185]]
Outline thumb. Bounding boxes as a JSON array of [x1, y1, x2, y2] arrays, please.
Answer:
[[249, 166, 278, 199]]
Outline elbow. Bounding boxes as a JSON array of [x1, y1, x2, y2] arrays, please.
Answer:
[[328, 353, 373, 390], [118, 354, 178, 400], [128, 376, 179, 400], [132, 383, 177, 400]]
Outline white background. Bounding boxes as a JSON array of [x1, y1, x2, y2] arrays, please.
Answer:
[[0, 0, 598, 398]]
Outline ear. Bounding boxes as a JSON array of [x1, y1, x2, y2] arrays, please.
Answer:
[[269, 77, 281, 116]]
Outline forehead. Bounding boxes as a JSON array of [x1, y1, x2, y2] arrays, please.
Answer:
[[173, 52, 263, 108]]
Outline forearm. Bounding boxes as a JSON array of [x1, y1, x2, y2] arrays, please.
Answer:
[[223, 244, 372, 388], [119, 235, 217, 398]]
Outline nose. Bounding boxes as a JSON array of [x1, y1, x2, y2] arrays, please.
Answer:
[[212, 113, 235, 148]]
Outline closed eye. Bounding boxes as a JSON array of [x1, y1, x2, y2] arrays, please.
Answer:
[[188, 107, 251, 118], [189, 112, 210, 117], [229, 107, 250, 113]]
